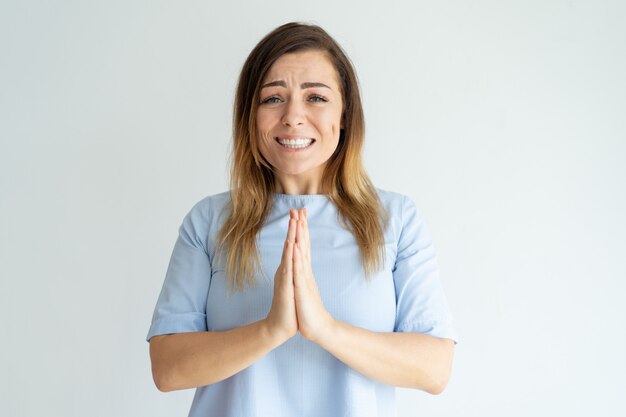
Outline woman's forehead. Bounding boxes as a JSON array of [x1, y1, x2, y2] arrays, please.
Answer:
[[262, 50, 340, 87]]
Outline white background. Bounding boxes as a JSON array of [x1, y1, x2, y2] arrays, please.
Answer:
[[1, 1, 625, 416]]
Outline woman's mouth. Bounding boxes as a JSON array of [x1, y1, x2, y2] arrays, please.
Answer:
[[275, 137, 315, 150]]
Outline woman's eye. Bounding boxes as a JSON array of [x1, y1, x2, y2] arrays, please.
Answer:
[[261, 96, 281, 104], [309, 95, 328, 103]]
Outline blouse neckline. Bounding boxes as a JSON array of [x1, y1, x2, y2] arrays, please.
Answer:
[[272, 193, 330, 201]]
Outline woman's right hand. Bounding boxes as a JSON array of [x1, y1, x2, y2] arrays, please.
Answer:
[[264, 210, 298, 343]]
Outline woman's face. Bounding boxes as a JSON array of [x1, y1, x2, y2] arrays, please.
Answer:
[[255, 50, 344, 186]]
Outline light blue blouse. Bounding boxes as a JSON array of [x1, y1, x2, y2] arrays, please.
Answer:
[[147, 188, 458, 417]]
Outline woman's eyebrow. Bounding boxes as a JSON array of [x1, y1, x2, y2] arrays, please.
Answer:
[[260, 81, 332, 89], [301, 82, 331, 89]]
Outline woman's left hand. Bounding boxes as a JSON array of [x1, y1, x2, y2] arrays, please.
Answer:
[[290, 208, 336, 343]]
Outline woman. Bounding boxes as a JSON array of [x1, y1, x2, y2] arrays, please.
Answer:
[[147, 22, 458, 417]]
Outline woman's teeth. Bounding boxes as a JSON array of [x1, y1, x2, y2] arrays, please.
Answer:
[[276, 138, 314, 149]]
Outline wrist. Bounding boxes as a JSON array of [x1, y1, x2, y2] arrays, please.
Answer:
[[311, 313, 338, 346], [260, 319, 292, 347]]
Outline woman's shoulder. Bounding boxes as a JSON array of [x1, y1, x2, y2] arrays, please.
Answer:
[[374, 187, 416, 215], [375, 186, 406, 201], [189, 190, 231, 214], [180, 190, 231, 234]]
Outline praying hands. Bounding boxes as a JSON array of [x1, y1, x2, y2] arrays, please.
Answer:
[[262, 210, 455, 392], [264, 208, 335, 344]]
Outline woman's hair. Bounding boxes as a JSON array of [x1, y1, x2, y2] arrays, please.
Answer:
[[216, 21, 389, 293]]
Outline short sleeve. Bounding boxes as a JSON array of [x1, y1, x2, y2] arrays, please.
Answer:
[[146, 201, 212, 343], [392, 195, 458, 345]]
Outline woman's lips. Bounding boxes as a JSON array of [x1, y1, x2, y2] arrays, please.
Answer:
[[274, 137, 316, 152]]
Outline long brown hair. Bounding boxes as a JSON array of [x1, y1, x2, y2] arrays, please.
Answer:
[[216, 22, 389, 293]]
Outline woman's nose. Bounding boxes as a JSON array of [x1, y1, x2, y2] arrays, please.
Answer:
[[281, 99, 305, 127]]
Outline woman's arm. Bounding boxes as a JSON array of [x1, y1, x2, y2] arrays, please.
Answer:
[[149, 209, 301, 392], [291, 209, 455, 394], [315, 321, 455, 394], [149, 319, 284, 392]]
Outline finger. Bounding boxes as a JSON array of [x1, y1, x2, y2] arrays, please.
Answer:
[[297, 208, 309, 259], [282, 218, 296, 274], [295, 219, 307, 261], [287, 217, 297, 247], [299, 208, 305, 224], [285, 210, 294, 239], [294, 210, 303, 245], [281, 212, 292, 264], [302, 210, 310, 258], [300, 219, 310, 260], [292, 239, 302, 286], [287, 210, 299, 247]]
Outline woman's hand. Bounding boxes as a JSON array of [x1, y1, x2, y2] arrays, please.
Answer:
[[264, 215, 299, 343], [291, 208, 335, 344]]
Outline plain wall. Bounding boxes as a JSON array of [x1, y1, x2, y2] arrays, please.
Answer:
[[1, 0, 624, 416]]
